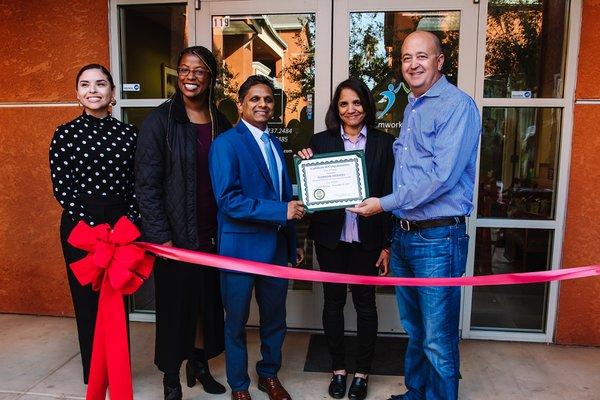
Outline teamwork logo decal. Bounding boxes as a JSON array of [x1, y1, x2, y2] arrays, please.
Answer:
[[377, 82, 410, 118]]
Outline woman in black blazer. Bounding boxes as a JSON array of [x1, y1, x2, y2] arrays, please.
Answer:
[[298, 77, 394, 400]]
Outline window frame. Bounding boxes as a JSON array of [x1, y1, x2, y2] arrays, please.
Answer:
[[461, 0, 583, 343], [109, 0, 195, 122]]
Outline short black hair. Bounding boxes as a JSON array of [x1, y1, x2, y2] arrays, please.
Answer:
[[238, 75, 275, 102], [325, 77, 376, 131], [75, 64, 115, 89]]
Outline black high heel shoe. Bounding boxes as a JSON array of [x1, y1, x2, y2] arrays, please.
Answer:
[[185, 358, 226, 394], [163, 374, 182, 400]]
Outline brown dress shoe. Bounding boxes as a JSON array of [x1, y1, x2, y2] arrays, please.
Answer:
[[258, 377, 292, 400], [231, 390, 252, 400]]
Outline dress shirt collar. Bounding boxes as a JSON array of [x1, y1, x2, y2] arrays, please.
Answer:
[[340, 124, 367, 141], [408, 75, 449, 103], [241, 118, 269, 141]]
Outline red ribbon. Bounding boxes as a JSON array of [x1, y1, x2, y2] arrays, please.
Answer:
[[139, 242, 600, 287], [68, 217, 153, 400], [67, 217, 600, 399]]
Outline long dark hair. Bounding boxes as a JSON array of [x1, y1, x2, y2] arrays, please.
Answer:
[[325, 77, 376, 132], [172, 46, 222, 138], [75, 64, 115, 89]]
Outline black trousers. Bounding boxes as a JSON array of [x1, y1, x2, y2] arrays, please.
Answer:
[[314, 242, 380, 374], [59, 199, 130, 384]]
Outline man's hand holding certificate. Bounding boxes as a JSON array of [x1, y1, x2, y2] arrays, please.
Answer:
[[295, 149, 369, 212]]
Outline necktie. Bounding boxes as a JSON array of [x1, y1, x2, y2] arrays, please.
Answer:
[[260, 132, 280, 199]]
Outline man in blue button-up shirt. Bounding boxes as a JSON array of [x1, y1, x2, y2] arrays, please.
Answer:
[[349, 31, 480, 400]]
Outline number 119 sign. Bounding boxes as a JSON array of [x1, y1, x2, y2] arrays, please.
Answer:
[[213, 16, 230, 29]]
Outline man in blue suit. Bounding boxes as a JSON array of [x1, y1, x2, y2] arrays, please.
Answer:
[[209, 75, 305, 400]]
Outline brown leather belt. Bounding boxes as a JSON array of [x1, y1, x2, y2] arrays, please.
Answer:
[[394, 216, 465, 232]]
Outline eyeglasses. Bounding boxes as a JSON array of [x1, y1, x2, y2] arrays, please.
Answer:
[[176, 67, 210, 79]]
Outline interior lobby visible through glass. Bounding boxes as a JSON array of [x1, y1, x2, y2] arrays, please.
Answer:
[[478, 107, 561, 220], [119, 4, 188, 100], [472, 227, 552, 332]]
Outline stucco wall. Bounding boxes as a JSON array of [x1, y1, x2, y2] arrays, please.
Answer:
[[0, 0, 109, 315], [555, 0, 600, 345]]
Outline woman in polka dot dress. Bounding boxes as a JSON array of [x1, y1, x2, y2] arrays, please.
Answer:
[[48, 64, 138, 384]]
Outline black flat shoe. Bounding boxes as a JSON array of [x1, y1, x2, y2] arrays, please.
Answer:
[[163, 380, 182, 400], [347, 376, 368, 400], [185, 359, 226, 394], [328, 373, 347, 399]]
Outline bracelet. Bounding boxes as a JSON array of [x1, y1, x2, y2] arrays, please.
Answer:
[[382, 248, 390, 254]]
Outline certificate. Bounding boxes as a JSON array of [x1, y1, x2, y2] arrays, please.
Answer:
[[294, 150, 369, 212]]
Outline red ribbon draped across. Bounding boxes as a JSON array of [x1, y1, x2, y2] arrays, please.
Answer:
[[68, 217, 600, 399], [68, 217, 153, 400], [139, 242, 600, 287]]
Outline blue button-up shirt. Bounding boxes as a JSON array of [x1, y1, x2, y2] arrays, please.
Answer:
[[379, 76, 481, 220]]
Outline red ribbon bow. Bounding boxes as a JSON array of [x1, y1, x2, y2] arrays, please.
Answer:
[[68, 217, 154, 400]]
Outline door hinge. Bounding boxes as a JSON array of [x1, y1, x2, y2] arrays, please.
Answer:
[[195, 0, 201, 10]]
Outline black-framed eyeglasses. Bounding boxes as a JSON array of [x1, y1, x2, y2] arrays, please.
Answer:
[[176, 67, 210, 79]]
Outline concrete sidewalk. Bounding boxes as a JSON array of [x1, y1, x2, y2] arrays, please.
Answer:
[[1, 314, 599, 399]]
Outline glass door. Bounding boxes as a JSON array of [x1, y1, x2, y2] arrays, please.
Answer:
[[117, 0, 576, 341], [195, 0, 333, 328], [331, 0, 479, 332], [110, 0, 195, 320], [463, 0, 575, 343]]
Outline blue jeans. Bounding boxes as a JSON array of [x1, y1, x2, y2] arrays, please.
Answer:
[[390, 222, 468, 400]]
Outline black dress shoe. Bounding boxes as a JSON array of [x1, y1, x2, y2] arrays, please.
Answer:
[[347, 376, 368, 400], [328, 373, 347, 399]]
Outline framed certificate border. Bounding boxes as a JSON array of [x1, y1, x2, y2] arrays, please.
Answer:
[[294, 150, 369, 212]]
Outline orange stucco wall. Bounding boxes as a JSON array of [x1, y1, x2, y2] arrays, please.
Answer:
[[0, 0, 109, 316], [555, 0, 600, 345]]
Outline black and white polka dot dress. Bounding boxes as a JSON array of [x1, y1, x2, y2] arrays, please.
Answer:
[[49, 112, 139, 225]]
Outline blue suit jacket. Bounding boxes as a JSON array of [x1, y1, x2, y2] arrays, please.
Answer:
[[209, 122, 297, 265]]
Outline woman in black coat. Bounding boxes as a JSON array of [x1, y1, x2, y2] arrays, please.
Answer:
[[135, 46, 231, 399], [49, 64, 138, 384], [298, 77, 394, 400]]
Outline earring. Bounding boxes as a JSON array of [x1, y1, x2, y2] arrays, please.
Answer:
[[78, 101, 83, 107], [110, 98, 117, 106]]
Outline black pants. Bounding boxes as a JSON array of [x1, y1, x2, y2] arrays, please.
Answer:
[[59, 199, 130, 384], [315, 242, 380, 374]]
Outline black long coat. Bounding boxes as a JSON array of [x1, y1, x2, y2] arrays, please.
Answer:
[[135, 91, 232, 369], [307, 127, 395, 251]]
